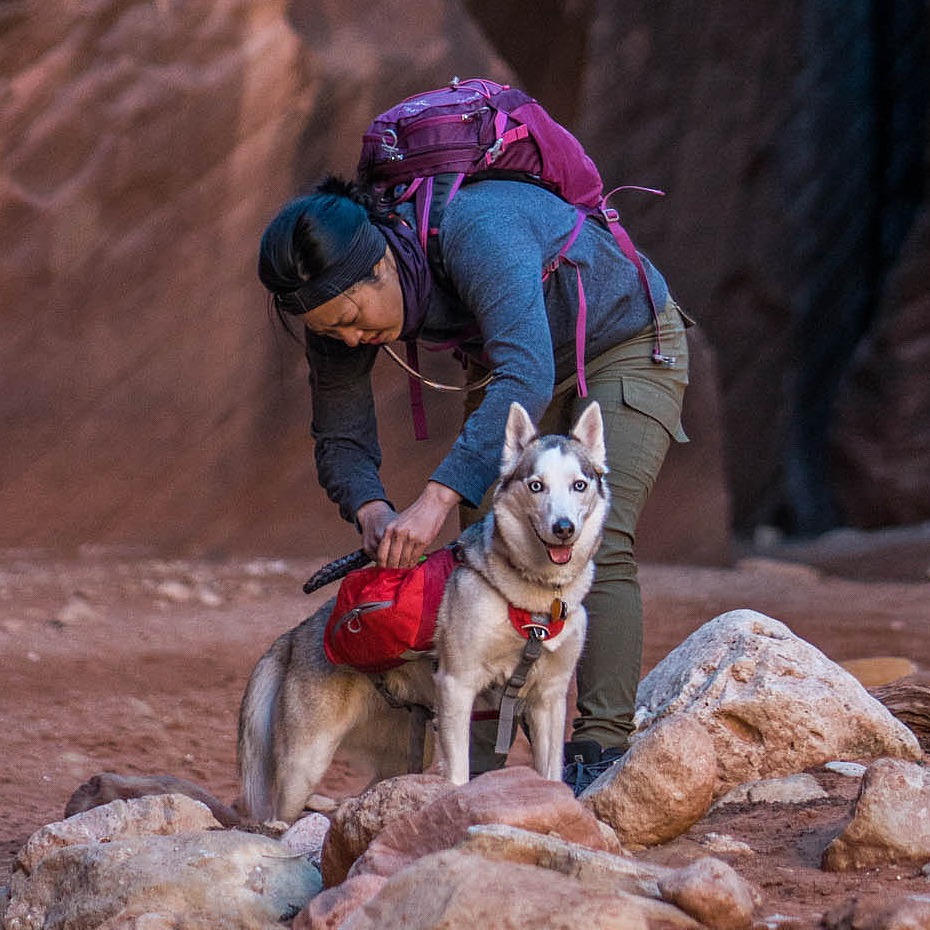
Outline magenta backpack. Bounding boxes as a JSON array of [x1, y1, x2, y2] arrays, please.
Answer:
[[357, 78, 670, 437]]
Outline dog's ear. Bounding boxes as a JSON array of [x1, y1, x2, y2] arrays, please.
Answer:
[[571, 401, 607, 474], [501, 402, 537, 473]]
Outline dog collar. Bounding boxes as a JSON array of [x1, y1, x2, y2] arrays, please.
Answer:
[[508, 601, 566, 640], [452, 541, 569, 641]]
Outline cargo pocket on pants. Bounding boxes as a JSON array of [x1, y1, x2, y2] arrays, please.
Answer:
[[621, 375, 689, 444]]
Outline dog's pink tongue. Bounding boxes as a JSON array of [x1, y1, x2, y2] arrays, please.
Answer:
[[547, 544, 573, 565]]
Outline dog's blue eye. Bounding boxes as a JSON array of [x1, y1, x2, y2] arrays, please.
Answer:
[[527, 479, 544, 493], [572, 479, 588, 492]]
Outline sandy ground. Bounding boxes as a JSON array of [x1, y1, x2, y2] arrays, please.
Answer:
[[1, 546, 929, 927]]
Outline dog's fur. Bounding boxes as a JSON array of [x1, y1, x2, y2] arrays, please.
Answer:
[[238, 402, 609, 822]]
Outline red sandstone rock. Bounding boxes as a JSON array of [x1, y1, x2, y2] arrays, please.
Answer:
[[348, 766, 613, 881], [320, 773, 454, 887], [293, 874, 387, 930]]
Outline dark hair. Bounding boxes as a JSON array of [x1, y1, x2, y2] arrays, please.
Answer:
[[257, 177, 374, 295]]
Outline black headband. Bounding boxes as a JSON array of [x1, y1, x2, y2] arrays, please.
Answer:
[[273, 221, 387, 315]]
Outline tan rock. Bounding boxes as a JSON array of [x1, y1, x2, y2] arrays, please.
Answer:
[[713, 773, 828, 808], [841, 657, 919, 688], [5, 830, 322, 930], [64, 772, 241, 827], [348, 766, 613, 881], [635, 610, 922, 796], [459, 823, 662, 896], [823, 759, 930, 870], [320, 773, 454, 887], [582, 714, 717, 846], [657, 857, 758, 930], [15, 793, 223, 876], [460, 824, 759, 928], [343, 848, 705, 929]]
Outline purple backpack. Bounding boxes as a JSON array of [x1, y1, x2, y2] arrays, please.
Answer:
[[357, 78, 669, 436]]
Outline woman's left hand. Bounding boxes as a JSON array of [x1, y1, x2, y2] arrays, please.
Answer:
[[377, 481, 461, 568]]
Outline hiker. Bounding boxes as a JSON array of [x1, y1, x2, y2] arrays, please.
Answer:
[[258, 173, 690, 794]]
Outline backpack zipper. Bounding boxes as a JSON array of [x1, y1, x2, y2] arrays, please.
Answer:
[[335, 600, 394, 634], [398, 108, 488, 130]]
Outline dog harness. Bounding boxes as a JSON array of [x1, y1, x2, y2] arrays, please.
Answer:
[[448, 541, 573, 753], [495, 599, 569, 753]]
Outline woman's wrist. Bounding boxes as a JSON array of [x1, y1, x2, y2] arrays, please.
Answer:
[[424, 481, 462, 509], [357, 499, 393, 521]]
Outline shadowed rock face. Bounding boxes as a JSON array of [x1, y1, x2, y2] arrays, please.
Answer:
[[2, 1, 927, 564]]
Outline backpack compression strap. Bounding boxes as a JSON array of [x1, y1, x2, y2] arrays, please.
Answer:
[[600, 205, 674, 365]]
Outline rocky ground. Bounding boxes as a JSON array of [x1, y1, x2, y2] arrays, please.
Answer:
[[1, 532, 929, 927]]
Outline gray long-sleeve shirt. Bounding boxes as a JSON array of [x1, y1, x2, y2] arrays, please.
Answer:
[[305, 179, 669, 522]]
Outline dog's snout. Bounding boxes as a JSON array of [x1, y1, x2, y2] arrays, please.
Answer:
[[552, 517, 574, 540]]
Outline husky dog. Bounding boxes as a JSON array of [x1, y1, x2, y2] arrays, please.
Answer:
[[238, 401, 609, 822]]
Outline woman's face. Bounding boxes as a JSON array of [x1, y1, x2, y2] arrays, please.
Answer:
[[300, 249, 404, 347]]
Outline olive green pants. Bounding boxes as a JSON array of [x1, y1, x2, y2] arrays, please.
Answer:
[[463, 300, 690, 774]]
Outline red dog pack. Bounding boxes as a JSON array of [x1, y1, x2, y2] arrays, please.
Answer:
[[323, 548, 456, 673]]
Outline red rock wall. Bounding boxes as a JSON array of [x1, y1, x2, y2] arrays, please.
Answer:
[[13, 0, 926, 565], [0, 1, 504, 560]]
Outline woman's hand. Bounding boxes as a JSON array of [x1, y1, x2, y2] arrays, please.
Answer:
[[374, 482, 461, 569], [356, 500, 397, 560]]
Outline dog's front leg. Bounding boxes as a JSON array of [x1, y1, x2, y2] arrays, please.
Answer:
[[525, 681, 568, 782], [435, 670, 477, 785]]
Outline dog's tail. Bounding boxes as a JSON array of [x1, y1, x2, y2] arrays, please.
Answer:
[[237, 637, 288, 822]]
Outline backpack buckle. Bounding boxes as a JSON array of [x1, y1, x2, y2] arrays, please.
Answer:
[[601, 206, 620, 224], [381, 129, 402, 160]]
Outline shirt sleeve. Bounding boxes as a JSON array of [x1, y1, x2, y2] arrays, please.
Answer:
[[305, 333, 391, 524], [429, 190, 575, 507]]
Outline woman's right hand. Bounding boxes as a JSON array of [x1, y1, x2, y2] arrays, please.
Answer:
[[356, 500, 397, 560]]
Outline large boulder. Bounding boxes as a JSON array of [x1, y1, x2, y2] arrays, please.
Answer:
[[326, 848, 704, 930], [634, 609, 922, 795], [4, 2, 930, 560]]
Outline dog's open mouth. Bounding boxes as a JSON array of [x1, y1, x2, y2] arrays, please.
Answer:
[[545, 543, 573, 565], [534, 527, 575, 565]]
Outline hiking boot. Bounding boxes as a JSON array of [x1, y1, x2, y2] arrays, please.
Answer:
[[562, 740, 626, 797]]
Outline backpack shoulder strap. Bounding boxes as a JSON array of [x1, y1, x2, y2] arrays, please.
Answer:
[[407, 172, 465, 290]]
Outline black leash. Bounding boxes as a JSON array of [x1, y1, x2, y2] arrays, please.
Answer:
[[303, 548, 372, 594]]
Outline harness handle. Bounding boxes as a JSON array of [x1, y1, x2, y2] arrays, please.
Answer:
[[495, 628, 544, 753]]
